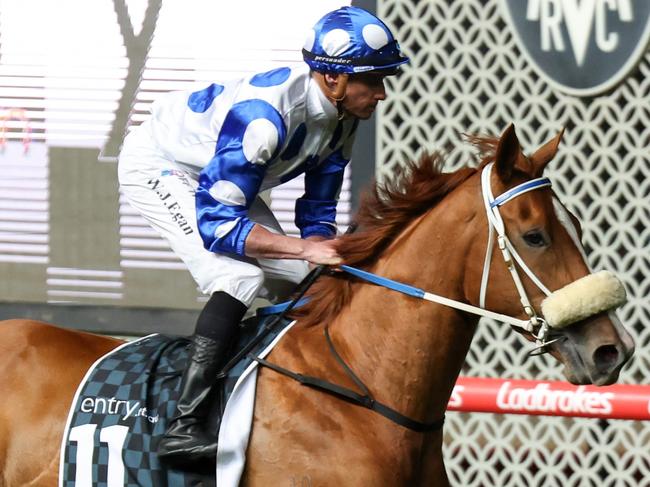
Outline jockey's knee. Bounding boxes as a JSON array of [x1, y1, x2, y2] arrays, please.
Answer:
[[201, 265, 265, 308]]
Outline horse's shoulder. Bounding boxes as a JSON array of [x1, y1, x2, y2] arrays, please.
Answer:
[[264, 323, 323, 368], [259, 322, 362, 390]]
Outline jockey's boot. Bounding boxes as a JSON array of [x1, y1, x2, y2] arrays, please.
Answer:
[[157, 334, 222, 467], [158, 291, 247, 469]]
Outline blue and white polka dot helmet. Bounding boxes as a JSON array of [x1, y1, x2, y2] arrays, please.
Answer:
[[302, 6, 409, 74]]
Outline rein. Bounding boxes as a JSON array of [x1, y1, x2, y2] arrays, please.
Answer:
[[251, 163, 624, 432], [251, 165, 556, 433], [338, 264, 533, 330]]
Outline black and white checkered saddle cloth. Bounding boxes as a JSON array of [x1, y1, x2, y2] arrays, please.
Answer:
[[59, 313, 290, 487]]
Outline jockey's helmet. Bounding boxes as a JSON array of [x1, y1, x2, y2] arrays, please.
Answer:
[[302, 6, 409, 75]]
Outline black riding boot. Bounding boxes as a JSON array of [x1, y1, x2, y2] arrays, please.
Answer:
[[157, 335, 222, 467], [157, 291, 247, 468]]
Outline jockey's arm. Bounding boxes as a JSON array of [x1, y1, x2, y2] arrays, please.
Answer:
[[244, 224, 341, 265], [254, 145, 352, 266], [195, 110, 352, 264]]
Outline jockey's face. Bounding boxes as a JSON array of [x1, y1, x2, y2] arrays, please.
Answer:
[[340, 72, 388, 119]]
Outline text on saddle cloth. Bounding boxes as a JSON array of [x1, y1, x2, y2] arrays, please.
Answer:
[[60, 313, 293, 487]]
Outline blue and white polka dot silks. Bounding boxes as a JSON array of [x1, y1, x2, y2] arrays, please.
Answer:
[[302, 6, 409, 74], [196, 98, 286, 255], [145, 64, 356, 256]]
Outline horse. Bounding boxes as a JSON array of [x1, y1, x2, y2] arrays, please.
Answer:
[[0, 124, 634, 487]]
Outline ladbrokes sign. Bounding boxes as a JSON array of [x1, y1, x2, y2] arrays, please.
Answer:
[[500, 0, 650, 96]]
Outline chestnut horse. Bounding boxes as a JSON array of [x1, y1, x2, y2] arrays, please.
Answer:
[[0, 125, 634, 487]]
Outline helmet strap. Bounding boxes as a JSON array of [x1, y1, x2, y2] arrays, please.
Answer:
[[336, 101, 346, 121]]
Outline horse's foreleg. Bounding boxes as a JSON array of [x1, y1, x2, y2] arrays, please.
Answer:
[[415, 430, 450, 487]]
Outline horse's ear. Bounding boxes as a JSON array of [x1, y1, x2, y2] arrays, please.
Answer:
[[494, 123, 527, 183], [529, 128, 564, 175]]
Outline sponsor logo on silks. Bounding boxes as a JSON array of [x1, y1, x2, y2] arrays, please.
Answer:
[[79, 396, 160, 423], [160, 169, 185, 178], [500, 0, 650, 96], [496, 381, 614, 415]]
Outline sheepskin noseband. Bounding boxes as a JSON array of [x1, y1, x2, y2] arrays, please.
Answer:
[[541, 271, 627, 328]]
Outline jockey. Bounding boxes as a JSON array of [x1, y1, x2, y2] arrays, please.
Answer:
[[118, 5, 409, 468]]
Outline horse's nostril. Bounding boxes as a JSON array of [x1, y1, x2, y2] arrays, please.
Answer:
[[593, 345, 619, 372]]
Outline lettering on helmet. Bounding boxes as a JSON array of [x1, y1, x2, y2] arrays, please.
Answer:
[[313, 55, 352, 64]]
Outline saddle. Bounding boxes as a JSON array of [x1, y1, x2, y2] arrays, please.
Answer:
[[60, 311, 292, 487]]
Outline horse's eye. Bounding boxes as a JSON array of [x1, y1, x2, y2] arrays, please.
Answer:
[[523, 230, 548, 248]]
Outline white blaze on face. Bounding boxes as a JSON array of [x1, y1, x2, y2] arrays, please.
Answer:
[[552, 197, 591, 267]]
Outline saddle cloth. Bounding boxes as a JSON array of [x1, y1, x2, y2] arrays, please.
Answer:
[[59, 314, 296, 487]]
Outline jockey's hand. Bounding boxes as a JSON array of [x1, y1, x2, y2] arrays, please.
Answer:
[[302, 238, 342, 266], [244, 224, 342, 265]]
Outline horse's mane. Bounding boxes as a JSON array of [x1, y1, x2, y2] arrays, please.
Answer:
[[291, 135, 499, 328]]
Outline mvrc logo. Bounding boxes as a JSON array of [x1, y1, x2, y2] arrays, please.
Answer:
[[500, 0, 650, 96]]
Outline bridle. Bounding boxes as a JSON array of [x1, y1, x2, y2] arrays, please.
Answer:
[[479, 162, 559, 353], [341, 162, 562, 354]]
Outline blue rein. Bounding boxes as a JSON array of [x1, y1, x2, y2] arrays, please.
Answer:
[[338, 265, 426, 298], [257, 264, 427, 316]]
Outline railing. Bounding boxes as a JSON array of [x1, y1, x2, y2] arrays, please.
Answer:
[[449, 377, 650, 420]]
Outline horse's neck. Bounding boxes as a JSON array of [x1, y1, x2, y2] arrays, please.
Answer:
[[330, 185, 481, 422]]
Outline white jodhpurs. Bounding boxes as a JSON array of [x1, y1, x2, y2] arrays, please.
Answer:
[[117, 124, 309, 307]]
